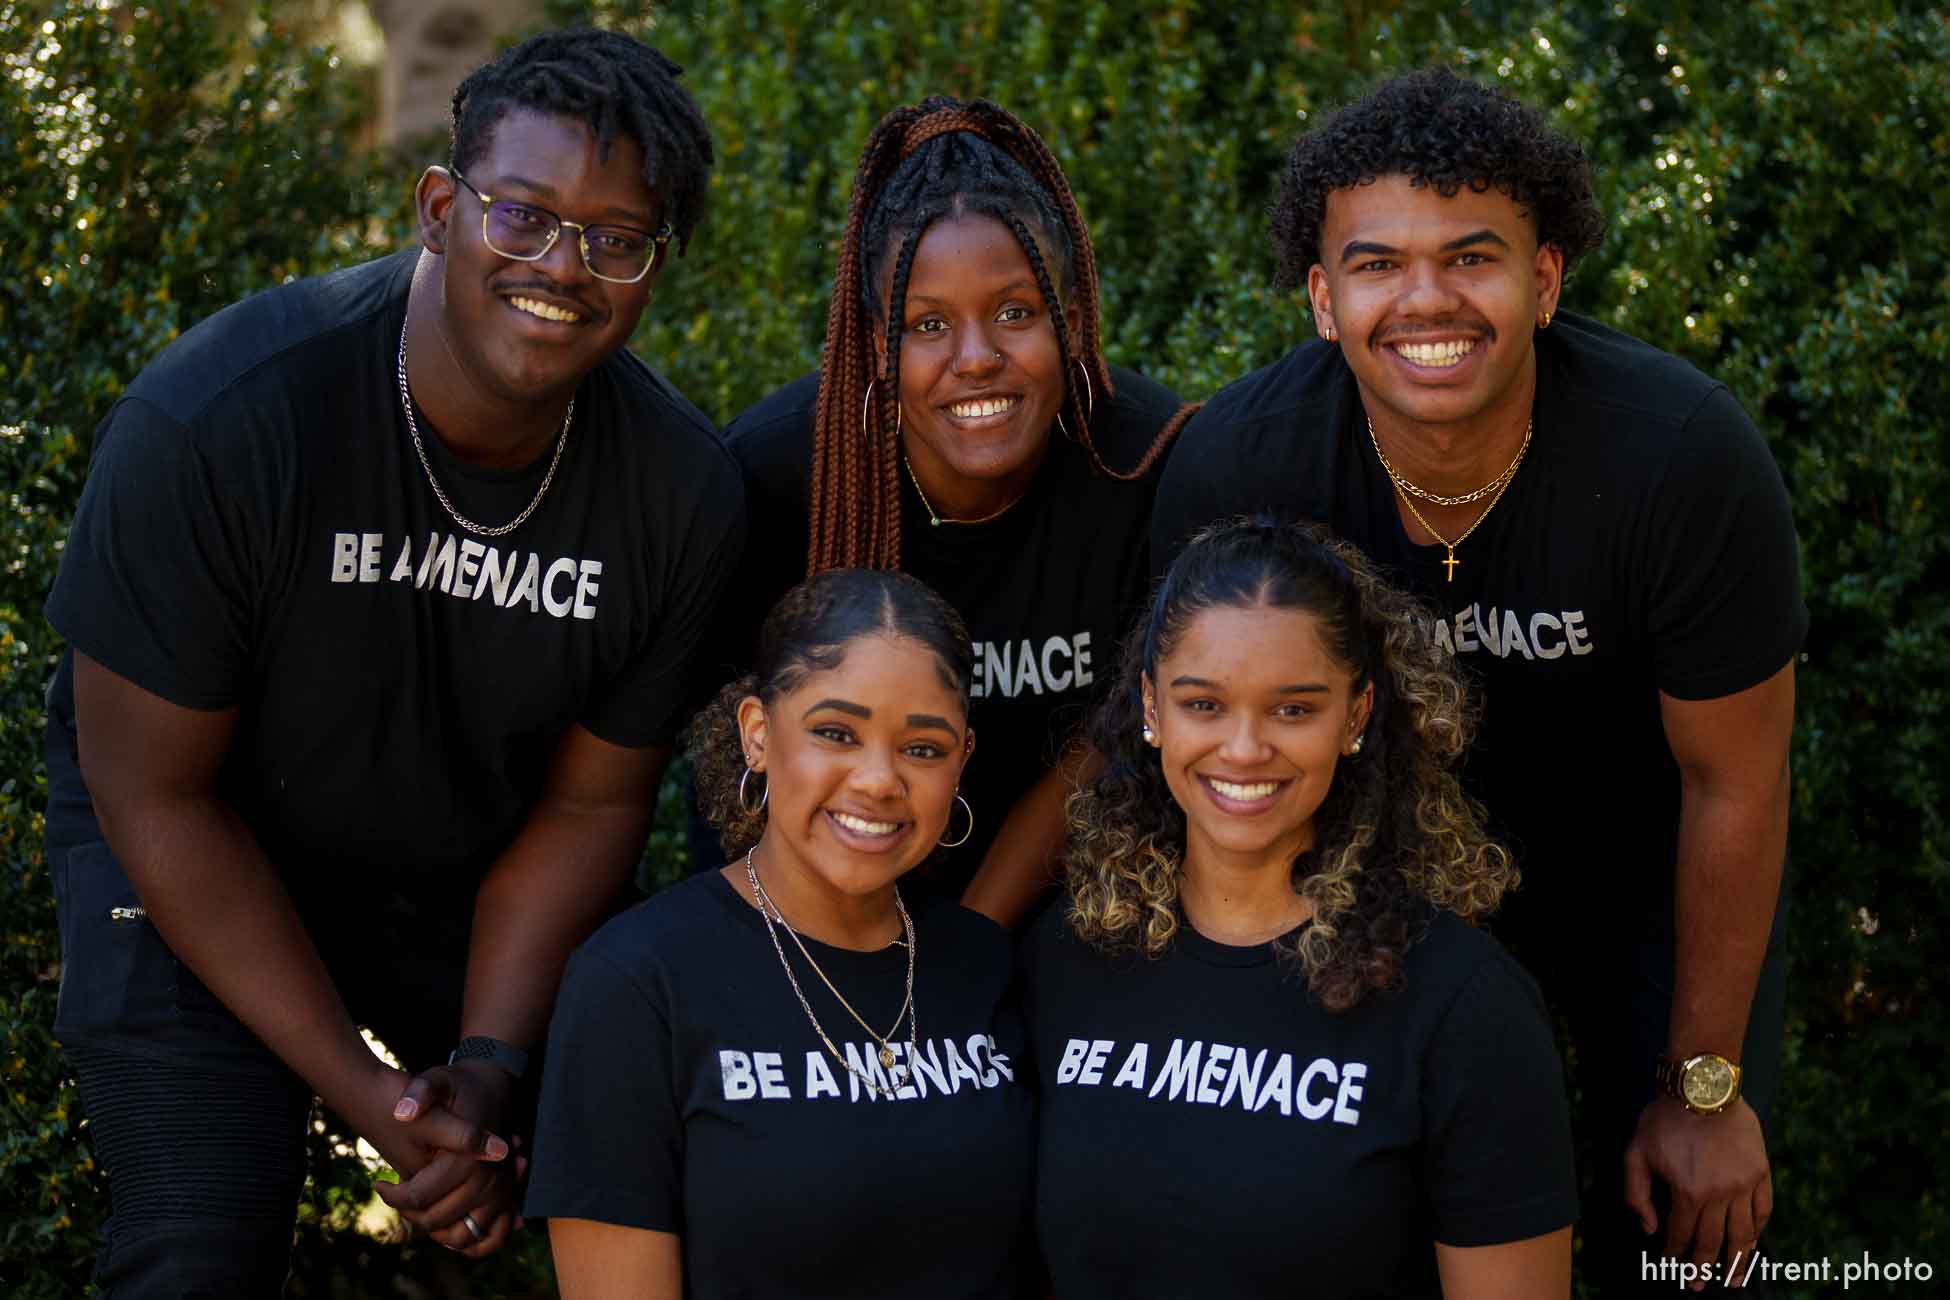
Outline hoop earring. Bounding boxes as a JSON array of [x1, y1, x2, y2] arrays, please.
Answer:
[[1073, 358, 1095, 420], [738, 765, 768, 814], [861, 377, 901, 441], [939, 793, 974, 848]]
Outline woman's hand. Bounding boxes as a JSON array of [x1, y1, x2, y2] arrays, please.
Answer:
[[344, 1059, 523, 1256]]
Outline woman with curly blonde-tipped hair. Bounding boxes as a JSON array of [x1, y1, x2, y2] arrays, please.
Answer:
[[1021, 517, 1577, 1300]]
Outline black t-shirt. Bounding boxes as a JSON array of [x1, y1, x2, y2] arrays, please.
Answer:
[[1021, 905, 1577, 1300], [1150, 314, 1806, 975], [717, 367, 1181, 898], [44, 252, 745, 923], [526, 871, 1035, 1299]]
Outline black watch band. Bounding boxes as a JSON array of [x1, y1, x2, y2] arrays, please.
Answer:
[[448, 1035, 530, 1081]]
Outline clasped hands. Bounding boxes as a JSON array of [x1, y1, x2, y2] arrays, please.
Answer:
[[354, 1058, 526, 1257]]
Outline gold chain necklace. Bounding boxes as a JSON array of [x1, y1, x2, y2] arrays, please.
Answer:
[[1367, 415, 1532, 507], [743, 849, 918, 1096], [396, 321, 571, 538], [902, 453, 1024, 527], [1390, 446, 1527, 582]]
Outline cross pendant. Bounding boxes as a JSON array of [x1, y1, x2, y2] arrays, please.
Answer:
[[1441, 549, 1459, 582]]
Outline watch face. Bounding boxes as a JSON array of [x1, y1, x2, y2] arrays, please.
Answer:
[[1683, 1056, 1736, 1109]]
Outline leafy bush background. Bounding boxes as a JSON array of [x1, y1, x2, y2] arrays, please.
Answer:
[[4, 0, 1943, 1294]]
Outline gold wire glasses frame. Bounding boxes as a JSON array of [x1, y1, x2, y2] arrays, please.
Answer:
[[449, 168, 672, 284]]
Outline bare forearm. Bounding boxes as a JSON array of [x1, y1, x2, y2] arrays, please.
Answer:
[[461, 805, 651, 1048], [96, 794, 384, 1113], [1667, 765, 1789, 1059], [960, 746, 1099, 929]]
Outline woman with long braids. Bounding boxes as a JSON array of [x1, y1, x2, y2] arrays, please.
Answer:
[[1023, 518, 1577, 1299], [528, 569, 1033, 1298], [711, 96, 1193, 924]]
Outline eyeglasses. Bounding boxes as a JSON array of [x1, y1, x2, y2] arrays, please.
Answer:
[[450, 168, 672, 285]]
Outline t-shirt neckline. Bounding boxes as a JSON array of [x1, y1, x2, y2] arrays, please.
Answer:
[[702, 868, 912, 974]]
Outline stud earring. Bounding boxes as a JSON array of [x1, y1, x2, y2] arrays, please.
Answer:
[[1538, 311, 1553, 330], [1348, 735, 1364, 755], [1141, 723, 1157, 745], [1324, 325, 1336, 343]]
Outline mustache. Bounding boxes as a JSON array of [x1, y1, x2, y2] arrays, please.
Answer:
[[1372, 321, 1496, 345], [495, 282, 606, 321]]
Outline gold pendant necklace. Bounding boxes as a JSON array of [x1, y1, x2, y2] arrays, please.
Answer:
[[744, 850, 918, 1092], [1380, 420, 1534, 583], [902, 453, 1025, 527]]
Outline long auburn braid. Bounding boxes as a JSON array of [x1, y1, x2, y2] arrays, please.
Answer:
[[807, 98, 1183, 573]]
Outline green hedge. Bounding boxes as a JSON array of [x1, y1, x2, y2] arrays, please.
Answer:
[[5, 0, 1944, 1294]]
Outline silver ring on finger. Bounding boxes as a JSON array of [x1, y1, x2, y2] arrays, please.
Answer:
[[462, 1211, 486, 1243]]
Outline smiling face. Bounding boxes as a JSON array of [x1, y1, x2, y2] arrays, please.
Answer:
[[1141, 603, 1372, 875], [739, 633, 972, 899], [419, 108, 663, 409], [879, 212, 1077, 510], [1305, 174, 1562, 437]]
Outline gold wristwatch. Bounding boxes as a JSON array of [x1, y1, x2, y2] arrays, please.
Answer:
[[1655, 1052, 1743, 1114]]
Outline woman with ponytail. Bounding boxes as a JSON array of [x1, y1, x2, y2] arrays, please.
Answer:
[[1024, 517, 1578, 1299], [712, 96, 1194, 925], [530, 569, 1033, 1298]]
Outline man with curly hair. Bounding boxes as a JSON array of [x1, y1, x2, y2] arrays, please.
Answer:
[[1153, 66, 1803, 1296]]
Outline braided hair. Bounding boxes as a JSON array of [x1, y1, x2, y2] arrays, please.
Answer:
[[450, 28, 714, 253], [808, 97, 1193, 572]]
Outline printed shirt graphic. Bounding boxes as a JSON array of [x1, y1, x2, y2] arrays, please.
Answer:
[[1149, 314, 1806, 964], [43, 252, 745, 904], [527, 872, 1034, 1300], [720, 367, 1181, 899], [1021, 907, 1578, 1300]]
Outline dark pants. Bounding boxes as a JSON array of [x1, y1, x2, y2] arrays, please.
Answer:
[[1513, 899, 1790, 1298], [51, 838, 467, 1299]]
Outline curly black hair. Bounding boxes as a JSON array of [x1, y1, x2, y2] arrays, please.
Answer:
[[1270, 65, 1605, 288], [1065, 516, 1514, 1012], [449, 28, 714, 253], [689, 568, 973, 858]]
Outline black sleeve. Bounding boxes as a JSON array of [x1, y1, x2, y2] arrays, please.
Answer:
[[1420, 956, 1579, 1247], [45, 397, 261, 709], [1149, 402, 1244, 583], [582, 461, 747, 747], [1642, 386, 1807, 700], [525, 946, 684, 1231]]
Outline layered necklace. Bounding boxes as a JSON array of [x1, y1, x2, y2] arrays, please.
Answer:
[[395, 321, 572, 538], [743, 849, 918, 1097], [1368, 415, 1533, 583]]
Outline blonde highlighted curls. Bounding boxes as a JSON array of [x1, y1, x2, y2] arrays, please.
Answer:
[[1065, 517, 1516, 1012]]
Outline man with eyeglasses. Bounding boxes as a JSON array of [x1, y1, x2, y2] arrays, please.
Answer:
[[42, 29, 742, 1294]]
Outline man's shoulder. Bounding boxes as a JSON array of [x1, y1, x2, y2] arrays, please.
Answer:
[[590, 346, 735, 479], [722, 371, 818, 494], [1184, 342, 1343, 441], [1544, 312, 1738, 438], [123, 252, 414, 427]]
